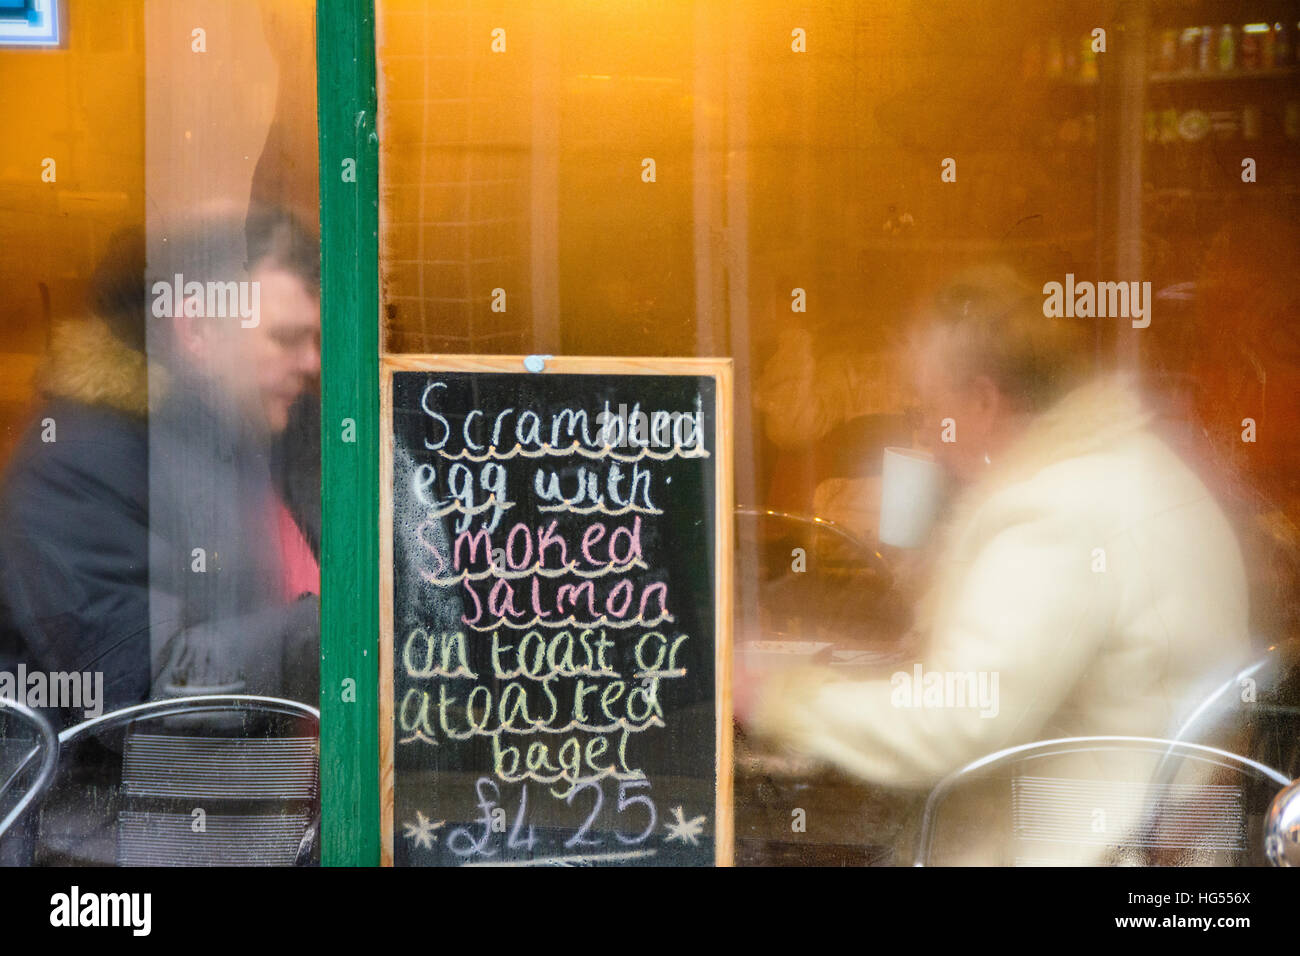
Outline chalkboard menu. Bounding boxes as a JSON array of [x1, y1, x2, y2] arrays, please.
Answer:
[[380, 356, 733, 866]]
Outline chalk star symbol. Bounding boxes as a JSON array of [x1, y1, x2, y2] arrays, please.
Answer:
[[663, 806, 707, 846], [402, 811, 445, 851]]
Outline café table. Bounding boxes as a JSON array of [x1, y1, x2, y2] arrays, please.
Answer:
[[731, 633, 924, 867]]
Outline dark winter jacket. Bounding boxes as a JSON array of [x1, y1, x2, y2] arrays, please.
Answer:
[[0, 316, 319, 716], [0, 317, 153, 716], [0, 316, 319, 864]]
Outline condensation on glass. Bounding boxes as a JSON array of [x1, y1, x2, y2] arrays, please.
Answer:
[[375, 0, 1300, 866], [0, 0, 321, 866]]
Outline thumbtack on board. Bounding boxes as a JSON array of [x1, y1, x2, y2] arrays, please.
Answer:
[[523, 354, 553, 373]]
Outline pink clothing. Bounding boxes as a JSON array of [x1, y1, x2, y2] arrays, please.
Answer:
[[275, 495, 319, 599]]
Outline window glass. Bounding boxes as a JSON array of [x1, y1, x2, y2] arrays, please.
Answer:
[[0, 0, 321, 866], [377, 0, 1300, 865]]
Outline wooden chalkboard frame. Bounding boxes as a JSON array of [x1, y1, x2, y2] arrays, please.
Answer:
[[379, 354, 735, 866]]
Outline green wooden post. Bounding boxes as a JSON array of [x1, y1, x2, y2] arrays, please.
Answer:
[[317, 0, 380, 866]]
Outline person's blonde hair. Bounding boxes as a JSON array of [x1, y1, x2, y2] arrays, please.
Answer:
[[917, 263, 1094, 412]]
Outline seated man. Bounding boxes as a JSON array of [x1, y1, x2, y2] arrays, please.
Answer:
[[738, 265, 1253, 864], [0, 209, 321, 864], [143, 209, 321, 702]]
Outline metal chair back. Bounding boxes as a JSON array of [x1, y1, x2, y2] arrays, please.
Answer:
[[0, 697, 59, 838], [914, 735, 1292, 866], [1171, 656, 1273, 741], [59, 695, 319, 866]]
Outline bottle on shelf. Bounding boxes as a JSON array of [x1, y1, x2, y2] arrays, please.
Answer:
[[1046, 35, 1064, 79], [1241, 104, 1261, 140], [1218, 24, 1237, 72], [1240, 22, 1264, 70], [1199, 24, 1214, 72], [1156, 28, 1179, 73], [1178, 26, 1201, 72], [1080, 34, 1098, 82]]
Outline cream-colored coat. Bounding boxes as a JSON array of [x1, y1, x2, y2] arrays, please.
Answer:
[[752, 375, 1252, 864]]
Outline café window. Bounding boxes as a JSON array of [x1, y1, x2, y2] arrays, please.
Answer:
[[1, 0, 1298, 871], [0, 0, 321, 866], [369, 0, 1300, 867]]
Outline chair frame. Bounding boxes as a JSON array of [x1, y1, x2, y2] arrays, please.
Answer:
[[70, 695, 321, 866], [9, 694, 320, 865], [913, 735, 1293, 867], [58, 694, 320, 746], [1169, 657, 1272, 745], [0, 697, 60, 839], [735, 505, 893, 583]]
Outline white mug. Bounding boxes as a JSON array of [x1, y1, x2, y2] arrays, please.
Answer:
[[878, 446, 943, 548]]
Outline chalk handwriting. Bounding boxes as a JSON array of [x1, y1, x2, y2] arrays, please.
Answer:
[[398, 378, 711, 860]]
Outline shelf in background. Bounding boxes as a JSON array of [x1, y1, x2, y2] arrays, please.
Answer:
[[1148, 66, 1298, 85]]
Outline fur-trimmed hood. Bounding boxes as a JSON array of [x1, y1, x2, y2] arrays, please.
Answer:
[[35, 315, 154, 418]]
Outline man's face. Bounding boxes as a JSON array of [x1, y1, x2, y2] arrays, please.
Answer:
[[193, 266, 320, 433], [914, 342, 999, 484], [246, 267, 321, 432]]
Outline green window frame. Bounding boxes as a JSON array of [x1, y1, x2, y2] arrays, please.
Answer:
[[317, 0, 380, 867]]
